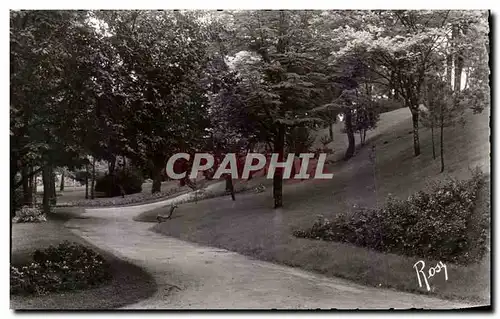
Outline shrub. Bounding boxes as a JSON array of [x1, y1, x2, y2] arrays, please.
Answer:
[[94, 174, 115, 196], [95, 169, 144, 197], [120, 169, 144, 194], [12, 206, 47, 223], [294, 170, 487, 264], [11, 241, 111, 295]]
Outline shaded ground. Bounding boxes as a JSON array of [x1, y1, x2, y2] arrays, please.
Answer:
[[10, 216, 157, 310], [139, 107, 490, 304], [61, 205, 472, 309]]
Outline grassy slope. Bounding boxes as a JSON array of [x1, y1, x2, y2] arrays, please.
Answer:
[[141, 107, 490, 304], [10, 216, 157, 310]]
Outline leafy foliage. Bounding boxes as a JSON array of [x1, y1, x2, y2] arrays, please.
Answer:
[[321, 10, 489, 156], [71, 170, 91, 185], [223, 11, 334, 206], [10, 10, 489, 207], [96, 10, 214, 192], [293, 169, 486, 264], [12, 206, 47, 223], [423, 76, 465, 127], [11, 241, 111, 295], [354, 107, 380, 134]]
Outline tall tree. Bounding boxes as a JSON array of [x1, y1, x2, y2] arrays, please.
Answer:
[[99, 10, 213, 193], [327, 10, 456, 156], [229, 10, 327, 208], [423, 75, 466, 172], [10, 10, 104, 214]]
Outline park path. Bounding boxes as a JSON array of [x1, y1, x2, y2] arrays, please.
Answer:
[[64, 189, 472, 309]]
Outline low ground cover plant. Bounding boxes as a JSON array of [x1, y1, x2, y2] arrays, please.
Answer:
[[11, 241, 112, 295], [293, 169, 488, 264]]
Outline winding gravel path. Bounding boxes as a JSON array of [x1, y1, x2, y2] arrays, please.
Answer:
[[63, 189, 473, 309]]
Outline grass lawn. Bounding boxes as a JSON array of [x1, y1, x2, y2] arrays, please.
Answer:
[[10, 214, 157, 310], [137, 107, 490, 305]]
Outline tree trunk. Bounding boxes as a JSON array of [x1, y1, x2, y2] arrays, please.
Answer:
[[50, 169, 57, 206], [453, 24, 464, 93], [328, 121, 334, 141], [446, 52, 453, 88], [411, 108, 421, 156], [390, 70, 398, 100], [446, 62, 452, 88], [108, 156, 116, 175], [431, 124, 436, 160], [152, 162, 163, 194], [224, 174, 232, 191], [91, 157, 96, 199], [344, 109, 355, 160], [42, 165, 51, 214], [273, 123, 285, 208], [244, 143, 254, 181], [21, 165, 30, 205], [32, 169, 37, 207], [27, 166, 34, 205], [290, 156, 297, 179], [59, 169, 65, 191], [464, 67, 470, 90], [266, 141, 273, 153], [454, 57, 464, 92], [11, 159, 18, 218], [225, 174, 235, 201], [85, 163, 89, 199], [13, 166, 43, 190], [440, 110, 445, 173]]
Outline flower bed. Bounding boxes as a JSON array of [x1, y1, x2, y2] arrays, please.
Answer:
[[11, 241, 112, 295], [12, 206, 47, 223]]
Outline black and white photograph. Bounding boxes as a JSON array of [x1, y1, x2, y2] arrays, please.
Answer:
[[8, 5, 492, 311]]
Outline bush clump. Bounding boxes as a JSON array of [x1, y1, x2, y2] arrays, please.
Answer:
[[12, 206, 47, 223], [293, 170, 487, 264], [95, 169, 144, 197], [11, 241, 111, 295]]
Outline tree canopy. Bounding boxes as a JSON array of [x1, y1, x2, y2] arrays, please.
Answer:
[[10, 10, 490, 211]]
